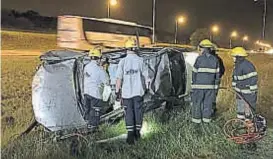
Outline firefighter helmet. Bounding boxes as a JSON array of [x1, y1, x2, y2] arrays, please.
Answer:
[[89, 48, 102, 57], [231, 47, 248, 57], [125, 38, 137, 48], [199, 39, 214, 48]]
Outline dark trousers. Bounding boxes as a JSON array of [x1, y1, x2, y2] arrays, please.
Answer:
[[236, 93, 257, 115], [123, 96, 144, 132], [84, 94, 102, 127], [192, 89, 216, 120], [212, 88, 219, 112]]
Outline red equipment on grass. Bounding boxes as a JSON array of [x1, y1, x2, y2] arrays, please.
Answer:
[[222, 89, 267, 144]]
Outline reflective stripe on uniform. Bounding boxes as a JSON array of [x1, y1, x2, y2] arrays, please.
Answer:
[[249, 84, 258, 90], [202, 118, 211, 123], [126, 126, 134, 129], [93, 107, 101, 110], [233, 72, 258, 81], [126, 125, 134, 132], [192, 84, 218, 89], [197, 68, 220, 73], [192, 118, 202, 123], [234, 87, 256, 94], [193, 67, 198, 73], [136, 125, 142, 130], [136, 124, 142, 128]]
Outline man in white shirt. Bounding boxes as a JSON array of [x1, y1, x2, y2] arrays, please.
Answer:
[[116, 38, 146, 144], [84, 48, 109, 129]]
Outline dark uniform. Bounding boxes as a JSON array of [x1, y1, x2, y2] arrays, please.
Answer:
[[192, 49, 220, 123], [232, 57, 258, 119]]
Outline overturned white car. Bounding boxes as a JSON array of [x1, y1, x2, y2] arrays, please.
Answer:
[[31, 47, 198, 133]]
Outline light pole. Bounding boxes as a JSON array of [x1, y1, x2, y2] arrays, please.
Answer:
[[210, 25, 219, 42], [230, 31, 238, 49], [174, 16, 185, 44], [152, 0, 156, 44], [242, 35, 249, 47], [254, 0, 267, 40], [107, 0, 117, 18]]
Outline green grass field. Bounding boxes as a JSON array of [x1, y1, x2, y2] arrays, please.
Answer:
[[1, 31, 273, 159], [1, 30, 57, 50]]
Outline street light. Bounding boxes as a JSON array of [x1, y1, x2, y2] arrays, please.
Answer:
[[107, 0, 117, 18], [254, 0, 267, 40], [212, 25, 219, 33], [243, 36, 249, 41], [231, 31, 238, 38], [230, 31, 238, 49], [174, 16, 185, 44], [242, 35, 249, 47], [210, 25, 219, 41], [152, 0, 156, 44]]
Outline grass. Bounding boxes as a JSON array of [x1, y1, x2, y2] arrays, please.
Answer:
[[1, 56, 40, 146], [1, 31, 273, 158], [2, 53, 273, 159], [1, 30, 57, 50]]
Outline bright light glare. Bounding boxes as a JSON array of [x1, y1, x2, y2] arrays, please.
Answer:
[[243, 36, 248, 41], [256, 41, 272, 48], [212, 25, 219, 33], [266, 49, 273, 54], [110, 0, 117, 6], [177, 16, 185, 24], [231, 31, 237, 38]]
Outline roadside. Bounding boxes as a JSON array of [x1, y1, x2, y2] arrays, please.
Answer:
[[1, 50, 42, 56], [1, 30, 57, 51]]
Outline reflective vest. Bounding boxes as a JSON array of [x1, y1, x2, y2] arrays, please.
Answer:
[[192, 51, 220, 89], [232, 58, 258, 94]]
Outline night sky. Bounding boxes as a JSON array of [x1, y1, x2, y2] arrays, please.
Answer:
[[2, 0, 273, 45]]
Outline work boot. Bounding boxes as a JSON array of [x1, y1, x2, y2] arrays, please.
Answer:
[[126, 131, 135, 145], [202, 118, 212, 123], [134, 130, 141, 141]]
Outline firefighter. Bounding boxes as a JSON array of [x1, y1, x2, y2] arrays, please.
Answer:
[[115, 38, 146, 144], [83, 48, 109, 129], [191, 39, 220, 124], [210, 44, 225, 116], [231, 47, 258, 119]]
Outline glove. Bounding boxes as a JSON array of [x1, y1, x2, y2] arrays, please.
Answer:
[[115, 91, 121, 101]]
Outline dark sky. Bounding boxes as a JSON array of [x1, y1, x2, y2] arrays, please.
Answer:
[[2, 0, 273, 45]]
